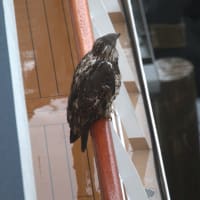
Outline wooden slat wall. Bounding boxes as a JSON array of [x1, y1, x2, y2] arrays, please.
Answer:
[[26, 0, 58, 97], [14, 0, 40, 98], [62, 0, 79, 67], [43, 0, 74, 95], [15, 0, 75, 100]]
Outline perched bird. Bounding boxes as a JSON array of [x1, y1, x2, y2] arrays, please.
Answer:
[[67, 33, 121, 152]]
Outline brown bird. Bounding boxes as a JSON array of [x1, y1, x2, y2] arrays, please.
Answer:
[[67, 33, 121, 152]]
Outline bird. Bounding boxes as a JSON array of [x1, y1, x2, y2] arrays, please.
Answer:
[[67, 33, 121, 152]]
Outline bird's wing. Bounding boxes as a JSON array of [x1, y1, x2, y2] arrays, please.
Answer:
[[78, 61, 115, 118], [67, 61, 116, 151]]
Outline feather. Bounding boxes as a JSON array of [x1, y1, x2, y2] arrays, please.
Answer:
[[67, 33, 121, 152]]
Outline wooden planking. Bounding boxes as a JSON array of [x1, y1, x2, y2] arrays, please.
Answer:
[[63, 124, 94, 198], [30, 126, 54, 200], [43, 0, 74, 95], [30, 112, 97, 199], [15, 0, 78, 99], [14, 0, 40, 98], [87, 135, 102, 200], [26, 0, 58, 97], [131, 150, 150, 185], [62, 0, 79, 67], [45, 125, 73, 200]]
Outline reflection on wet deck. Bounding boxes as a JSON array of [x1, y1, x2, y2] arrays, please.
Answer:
[[29, 98, 101, 200]]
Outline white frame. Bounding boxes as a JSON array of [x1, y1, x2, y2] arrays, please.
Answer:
[[2, 0, 36, 199]]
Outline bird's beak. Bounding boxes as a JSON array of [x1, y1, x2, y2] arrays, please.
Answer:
[[116, 33, 120, 38], [112, 33, 120, 46], [114, 33, 120, 41]]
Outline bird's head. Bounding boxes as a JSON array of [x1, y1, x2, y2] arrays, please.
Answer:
[[92, 33, 120, 60]]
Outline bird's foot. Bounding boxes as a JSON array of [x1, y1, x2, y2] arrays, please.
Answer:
[[104, 109, 113, 120]]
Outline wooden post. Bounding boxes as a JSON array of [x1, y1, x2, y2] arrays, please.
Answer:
[[69, 0, 123, 199], [151, 58, 200, 200]]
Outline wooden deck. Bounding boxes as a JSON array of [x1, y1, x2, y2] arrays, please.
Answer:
[[29, 98, 101, 200], [14, 0, 77, 100], [14, 0, 101, 199]]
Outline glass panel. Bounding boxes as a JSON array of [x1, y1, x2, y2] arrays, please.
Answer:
[[121, 0, 200, 199]]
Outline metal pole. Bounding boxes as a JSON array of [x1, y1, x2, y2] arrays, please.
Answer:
[[120, 0, 171, 199]]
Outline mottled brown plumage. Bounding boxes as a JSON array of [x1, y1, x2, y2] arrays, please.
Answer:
[[67, 33, 121, 151]]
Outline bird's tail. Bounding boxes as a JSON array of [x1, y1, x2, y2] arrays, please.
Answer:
[[70, 130, 80, 143], [81, 131, 89, 152], [70, 129, 89, 152]]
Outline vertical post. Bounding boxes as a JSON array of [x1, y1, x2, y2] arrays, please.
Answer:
[[69, 0, 123, 199], [0, 0, 36, 199]]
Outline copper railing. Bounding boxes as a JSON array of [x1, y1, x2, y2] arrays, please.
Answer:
[[69, 0, 123, 199], [91, 119, 123, 200]]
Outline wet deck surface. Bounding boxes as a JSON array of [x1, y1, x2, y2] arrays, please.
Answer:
[[14, 0, 101, 199], [29, 98, 101, 200]]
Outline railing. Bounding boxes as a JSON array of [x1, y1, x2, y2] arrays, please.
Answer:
[[69, 0, 123, 199], [91, 120, 123, 200]]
